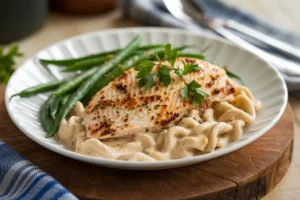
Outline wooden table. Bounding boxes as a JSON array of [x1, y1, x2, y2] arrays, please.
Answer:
[[2, 1, 300, 199]]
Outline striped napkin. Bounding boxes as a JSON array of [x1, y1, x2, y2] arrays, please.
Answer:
[[122, 0, 300, 92], [0, 141, 78, 200]]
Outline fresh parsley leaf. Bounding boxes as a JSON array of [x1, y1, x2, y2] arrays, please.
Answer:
[[164, 43, 177, 66], [0, 44, 23, 84], [138, 72, 155, 90], [182, 61, 200, 75], [164, 44, 171, 61], [170, 49, 177, 66], [175, 61, 201, 77], [155, 51, 162, 63], [135, 60, 155, 78], [180, 86, 190, 100], [223, 66, 244, 85], [180, 80, 208, 105], [174, 68, 183, 77], [187, 80, 201, 90], [192, 88, 209, 105], [135, 60, 156, 90], [157, 65, 171, 86]]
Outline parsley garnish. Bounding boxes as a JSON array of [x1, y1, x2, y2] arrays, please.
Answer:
[[164, 43, 177, 66], [135, 43, 209, 105], [180, 80, 209, 105], [135, 60, 156, 89], [138, 73, 155, 90], [157, 65, 171, 86], [174, 61, 201, 77], [0, 44, 23, 84]]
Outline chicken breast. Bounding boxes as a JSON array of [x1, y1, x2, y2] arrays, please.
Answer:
[[83, 57, 238, 139]]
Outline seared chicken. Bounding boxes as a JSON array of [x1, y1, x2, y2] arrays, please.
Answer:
[[83, 57, 238, 139]]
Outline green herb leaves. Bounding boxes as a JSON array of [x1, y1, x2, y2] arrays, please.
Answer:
[[136, 60, 156, 89], [0, 44, 23, 84], [135, 43, 209, 105], [174, 61, 200, 77], [138, 73, 155, 90], [164, 43, 177, 66], [180, 80, 209, 105], [157, 66, 171, 86], [136, 60, 155, 77], [174, 61, 205, 104]]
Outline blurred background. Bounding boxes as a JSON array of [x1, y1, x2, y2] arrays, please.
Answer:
[[0, 0, 122, 43], [0, 0, 133, 64], [1, 0, 300, 65]]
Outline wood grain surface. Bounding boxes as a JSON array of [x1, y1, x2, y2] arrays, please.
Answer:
[[0, 85, 293, 200]]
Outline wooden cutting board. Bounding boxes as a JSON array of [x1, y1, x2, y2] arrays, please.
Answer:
[[0, 85, 293, 200]]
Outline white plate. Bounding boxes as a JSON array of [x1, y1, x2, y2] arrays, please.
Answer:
[[5, 28, 287, 170]]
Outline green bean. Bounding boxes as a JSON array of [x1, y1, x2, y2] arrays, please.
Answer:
[[61, 93, 72, 105], [10, 79, 68, 100], [50, 95, 62, 119], [47, 35, 142, 137], [41, 95, 55, 134], [39, 44, 164, 66], [137, 44, 165, 50], [40, 50, 117, 66], [62, 56, 109, 72], [54, 67, 98, 96], [177, 52, 205, 60], [62, 51, 142, 72], [174, 45, 194, 52]]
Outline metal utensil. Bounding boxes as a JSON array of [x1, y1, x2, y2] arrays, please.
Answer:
[[163, 0, 300, 75], [163, 0, 300, 61]]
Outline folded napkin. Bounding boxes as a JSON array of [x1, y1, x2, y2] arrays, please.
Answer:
[[122, 0, 300, 92], [0, 141, 78, 200]]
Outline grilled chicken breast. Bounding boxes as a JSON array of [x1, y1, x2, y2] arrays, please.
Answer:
[[83, 57, 238, 139]]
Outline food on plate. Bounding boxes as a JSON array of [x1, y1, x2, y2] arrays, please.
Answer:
[[10, 36, 261, 161]]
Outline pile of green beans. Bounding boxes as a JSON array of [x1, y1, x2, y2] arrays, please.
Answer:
[[40, 44, 165, 66], [9, 35, 206, 138]]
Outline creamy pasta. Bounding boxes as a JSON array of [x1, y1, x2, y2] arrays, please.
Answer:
[[57, 86, 261, 161]]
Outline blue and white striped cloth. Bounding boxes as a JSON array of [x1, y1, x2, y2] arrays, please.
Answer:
[[0, 141, 78, 200], [122, 0, 300, 92]]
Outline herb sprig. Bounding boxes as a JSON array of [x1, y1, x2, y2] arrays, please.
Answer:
[[0, 44, 23, 84], [180, 80, 209, 104], [135, 44, 208, 105]]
